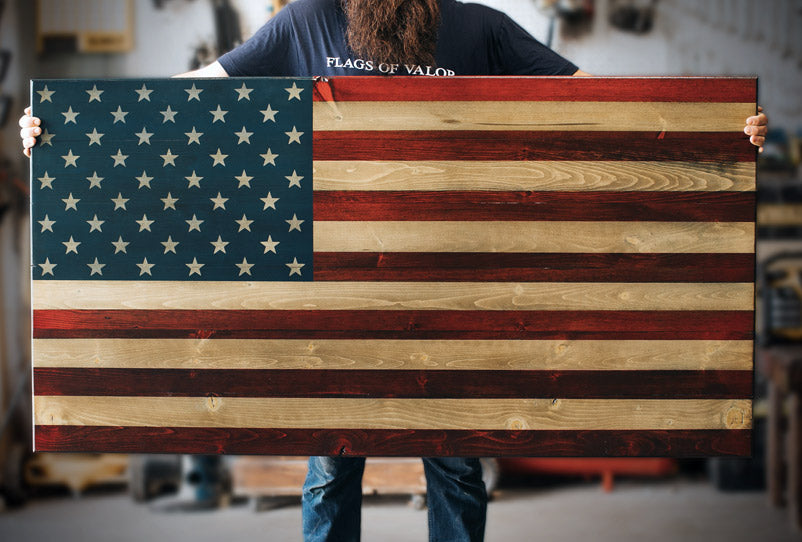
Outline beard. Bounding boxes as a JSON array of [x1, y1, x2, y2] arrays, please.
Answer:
[[342, 0, 441, 66]]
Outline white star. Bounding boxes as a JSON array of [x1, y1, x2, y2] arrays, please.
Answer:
[[286, 213, 304, 232], [235, 83, 254, 101], [209, 105, 228, 123], [185, 171, 203, 188], [160, 148, 178, 167], [111, 193, 129, 210], [185, 127, 203, 145], [286, 82, 304, 101], [86, 84, 104, 102], [110, 106, 128, 123], [136, 171, 154, 189], [260, 104, 278, 122], [87, 257, 105, 276], [211, 235, 229, 254], [186, 214, 204, 232], [210, 192, 229, 210], [235, 126, 253, 144], [286, 257, 305, 276], [38, 215, 55, 233], [185, 83, 203, 101], [210, 148, 228, 167], [286, 170, 304, 188], [86, 171, 104, 189], [86, 127, 104, 146], [37, 85, 55, 103], [260, 147, 278, 166], [235, 170, 253, 188], [261, 192, 279, 210], [186, 257, 204, 276], [62, 193, 79, 211], [261, 235, 279, 254], [112, 236, 129, 254], [87, 214, 105, 232], [111, 149, 129, 167], [136, 214, 155, 232], [236, 258, 254, 276], [135, 84, 153, 102], [62, 149, 79, 167], [61, 106, 79, 124], [137, 258, 154, 276], [39, 258, 57, 276], [39, 129, 55, 146], [285, 126, 303, 144], [38, 171, 55, 189], [160, 105, 178, 123], [161, 236, 179, 254], [62, 236, 81, 254], [161, 193, 178, 210], [235, 214, 253, 232], [135, 127, 153, 145]]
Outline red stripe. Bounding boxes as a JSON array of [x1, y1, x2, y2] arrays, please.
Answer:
[[34, 426, 752, 456], [312, 76, 757, 103], [33, 310, 754, 340], [33, 368, 752, 399], [313, 131, 755, 162], [313, 191, 755, 222], [313, 253, 755, 282]]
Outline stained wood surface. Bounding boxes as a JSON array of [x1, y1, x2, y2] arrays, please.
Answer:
[[31, 76, 756, 457], [35, 396, 751, 430], [313, 101, 753, 132], [32, 339, 754, 370], [35, 426, 752, 456], [313, 161, 756, 192], [32, 281, 754, 311]]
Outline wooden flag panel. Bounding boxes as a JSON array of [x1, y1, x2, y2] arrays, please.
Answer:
[[31, 76, 756, 457]]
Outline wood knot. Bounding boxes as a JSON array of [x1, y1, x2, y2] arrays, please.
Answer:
[[206, 396, 222, 412]]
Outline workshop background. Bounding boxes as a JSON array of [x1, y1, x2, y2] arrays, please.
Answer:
[[1, 0, 802, 541]]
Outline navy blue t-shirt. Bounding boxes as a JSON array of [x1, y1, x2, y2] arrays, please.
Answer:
[[218, 0, 578, 77]]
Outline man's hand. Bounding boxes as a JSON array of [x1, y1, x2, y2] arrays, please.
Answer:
[[746, 106, 768, 152], [19, 106, 42, 158]]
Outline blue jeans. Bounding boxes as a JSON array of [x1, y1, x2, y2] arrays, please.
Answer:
[[302, 456, 487, 542]]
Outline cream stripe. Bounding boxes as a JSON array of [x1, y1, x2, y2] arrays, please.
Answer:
[[313, 161, 756, 192], [31, 281, 753, 311], [34, 396, 751, 430], [315, 221, 755, 254], [313, 101, 754, 132], [31, 339, 754, 371]]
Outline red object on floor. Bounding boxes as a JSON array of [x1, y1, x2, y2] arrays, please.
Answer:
[[498, 458, 678, 492]]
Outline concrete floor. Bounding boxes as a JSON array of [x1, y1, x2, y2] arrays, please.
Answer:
[[0, 477, 798, 542]]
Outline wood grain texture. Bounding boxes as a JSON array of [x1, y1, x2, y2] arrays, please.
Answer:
[[313, 253, 756, 282], [31, 281, 754, 311], [313, 131, 755, 162], [32, 339, 754, 371], [32, 310, 754, 340], [312, 161, 756, 192], [33, 368, 752, 399], [313, 101, 754, 132], [34, 426, 753, 456], [313, 76, 757, 103], [34, 396, 752, 430], [314, 221, 755, 253], [313, 191, 755, 222]]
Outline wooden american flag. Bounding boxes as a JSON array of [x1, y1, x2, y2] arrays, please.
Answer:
[[32, 77, 756, 456]]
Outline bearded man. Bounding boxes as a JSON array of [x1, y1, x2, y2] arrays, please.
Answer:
[[18, 1, 768, 541]]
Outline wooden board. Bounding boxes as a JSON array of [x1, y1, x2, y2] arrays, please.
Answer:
[[29, 76, 756, 456]]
